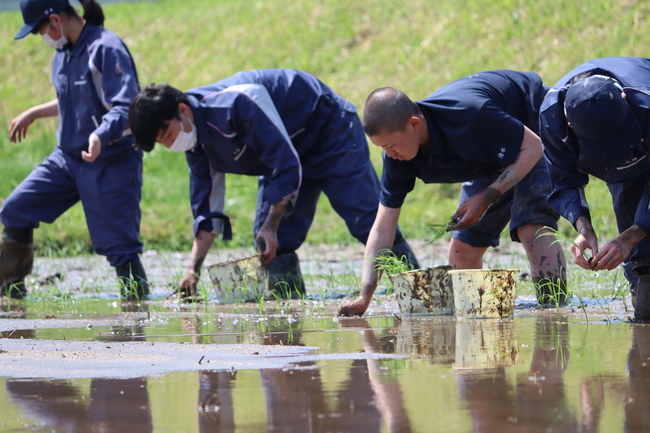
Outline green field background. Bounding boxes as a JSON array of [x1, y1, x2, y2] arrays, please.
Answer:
[[0, 0, 643, 256]]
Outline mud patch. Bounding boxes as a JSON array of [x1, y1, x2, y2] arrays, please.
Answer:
[[0, 338, 406, 380]]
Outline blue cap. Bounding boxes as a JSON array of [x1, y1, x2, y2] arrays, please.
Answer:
[[14, 0, 71, 40], [565, 75, 641, 161]]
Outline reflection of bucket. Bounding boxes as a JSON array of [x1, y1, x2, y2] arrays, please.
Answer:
[[453, 319, 520, 371], [449, 269, 517, 318], [389, 266, 455, 315], [395, 317, 456, 364], [206, 256, 268, 304]]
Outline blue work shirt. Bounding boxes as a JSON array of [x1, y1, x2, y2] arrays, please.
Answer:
[[540, 57, 650, 233], [52, 23, 140, 159], [184, 69, 359, 235], [381, 70, 548, 208]]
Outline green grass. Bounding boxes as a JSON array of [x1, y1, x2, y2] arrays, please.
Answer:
[[0, 0, 647, 256]]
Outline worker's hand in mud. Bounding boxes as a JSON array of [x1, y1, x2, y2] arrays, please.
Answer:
[[9, 110, 35, 143], [571, 233, 598, 270], [255, 228, 278, 265], [82, 133, 102, 162], [337, 297, 370, 317], [448, 192, 492, 231], [178, 271, 198, 297]]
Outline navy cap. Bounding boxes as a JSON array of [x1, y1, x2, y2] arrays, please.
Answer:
[[565, 75, 641, 161], [14, 0, 70, 40]]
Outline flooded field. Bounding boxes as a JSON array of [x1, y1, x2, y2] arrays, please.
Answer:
[[0, 244, 644, 432]]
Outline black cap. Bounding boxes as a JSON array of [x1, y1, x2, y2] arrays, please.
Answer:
[[565, 75, 641, 161], [14, 0, 70, 40]]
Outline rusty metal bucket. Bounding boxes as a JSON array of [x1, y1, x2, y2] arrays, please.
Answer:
[[206, 255, 268, 303], [449, 269, 518, 318], [388, 266, 455, 315]]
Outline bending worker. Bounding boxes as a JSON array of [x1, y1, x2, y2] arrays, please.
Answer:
[[128, 68, 419, 299], [339, 69, 567, 316], [540, 57, 650, 322]]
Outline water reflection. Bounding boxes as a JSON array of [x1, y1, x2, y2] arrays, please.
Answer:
[[626, 325, 650, 432], [6, 378, 153, 432], [7, 313, 650, 431]]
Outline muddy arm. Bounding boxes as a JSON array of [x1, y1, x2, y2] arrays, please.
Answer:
[[338, 204, 401, 316]]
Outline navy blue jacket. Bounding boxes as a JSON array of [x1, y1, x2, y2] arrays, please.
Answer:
[[184, 69, 358, 235], [381, 70, 548, 208], [540, 57, 650, 233], [52, 23, 140, 159]]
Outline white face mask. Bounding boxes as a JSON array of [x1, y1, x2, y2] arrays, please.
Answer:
[[169, 116, 197, 152], [42, 22, 68, 50]]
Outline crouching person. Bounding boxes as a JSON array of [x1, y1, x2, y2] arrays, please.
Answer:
[[129, 69, 419, 299], [339, 70, 568, 317]]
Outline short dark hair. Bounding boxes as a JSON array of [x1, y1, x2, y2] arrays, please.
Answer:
[[129, 84, 189, 152], [362, 87, 420, 137]]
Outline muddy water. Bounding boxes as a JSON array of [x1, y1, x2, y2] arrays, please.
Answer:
[[0, 247, 644, 432], [0, 299, 647, 433]]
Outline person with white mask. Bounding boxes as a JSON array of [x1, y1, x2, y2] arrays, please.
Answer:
[[2, 0, 148, 300], [128, 70, 420, 299]]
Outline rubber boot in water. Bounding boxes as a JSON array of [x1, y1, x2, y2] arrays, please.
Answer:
[[634, 275, 650, 322], [265, 252, 305, 299], [391, 234, 421, 270], [0, 227, 34, 300], [115, 256, 150, 301]]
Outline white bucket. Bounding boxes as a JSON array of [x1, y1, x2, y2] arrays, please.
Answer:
[[449, 269, 517, 318], [453, 319, 520, 371], [388, 266, 455, 315], [206, 255, 268, 303]]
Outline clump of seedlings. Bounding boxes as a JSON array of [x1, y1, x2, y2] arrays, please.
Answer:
[[422, 220, 457, 248], [372, 249, 414, 275]]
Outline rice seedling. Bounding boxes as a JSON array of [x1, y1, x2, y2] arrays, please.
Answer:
[[536, 226, 592, 263], [372, 249, 414, 275], [422, 221, 456, 248]]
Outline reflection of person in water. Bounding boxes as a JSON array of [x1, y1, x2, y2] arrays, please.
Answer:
[[515, 316, 576, 431], [188, 314, 412, 432], [457, 316, 577, 432], [625, 325, 650, 431], [6, 378, 153, 432], [7, 322, 155, 432]]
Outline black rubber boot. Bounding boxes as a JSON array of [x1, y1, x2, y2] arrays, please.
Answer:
[[634, 275, 650, 322], [115, 256, 149, 301], [0, 228, 34, 300], [264, 252, 305, 299], [391, 234, 421, 270]]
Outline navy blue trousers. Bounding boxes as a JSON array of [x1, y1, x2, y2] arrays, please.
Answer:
[[254, 109, 392, 253], [0, 147, 144, 267]]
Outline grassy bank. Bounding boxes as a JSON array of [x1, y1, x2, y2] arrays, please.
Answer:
[[0, 0, 645, 255]]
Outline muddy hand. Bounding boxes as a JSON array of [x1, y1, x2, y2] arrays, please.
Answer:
[[178, 271, 198, 297], [571, 233, 597, 270], [255, 232, 278, 265], [338, 297, 371, 317]]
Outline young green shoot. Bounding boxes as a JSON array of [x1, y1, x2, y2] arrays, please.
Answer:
[[372, 249, 414, 275], [536, 226, 592, 263]]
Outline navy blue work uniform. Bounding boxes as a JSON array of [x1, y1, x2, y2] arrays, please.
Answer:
[[0, 23, 143, 267], [184, 69, 392, 253], [540, 57, 650, 280], [381, 70, 559, 247]]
